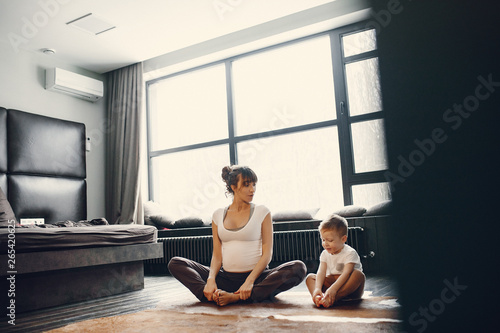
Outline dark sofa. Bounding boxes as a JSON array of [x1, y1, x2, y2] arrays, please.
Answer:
[[143, 201, 393, 275]]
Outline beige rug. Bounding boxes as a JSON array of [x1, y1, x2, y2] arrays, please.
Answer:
[[47, 291, 402, 332]]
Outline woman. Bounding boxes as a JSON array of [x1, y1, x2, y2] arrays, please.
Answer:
[[168, 165, 307, 306]]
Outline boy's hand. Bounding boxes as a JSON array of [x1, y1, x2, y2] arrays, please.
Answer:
[[320, 290, 336, 308], [312, 288, 323, 307]]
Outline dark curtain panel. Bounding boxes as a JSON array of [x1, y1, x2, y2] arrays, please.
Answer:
[[375, 0, 499, 332], [106, 62, 144, 224]]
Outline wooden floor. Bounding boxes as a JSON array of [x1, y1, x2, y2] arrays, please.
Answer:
[[1, 274, 398, 333]]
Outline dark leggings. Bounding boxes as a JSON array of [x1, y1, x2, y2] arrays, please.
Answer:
[[168, 257, 307, 302]]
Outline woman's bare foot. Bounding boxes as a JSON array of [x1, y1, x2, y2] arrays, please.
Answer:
[[215, 290, 240, 306], [212, 290, 220, 304]]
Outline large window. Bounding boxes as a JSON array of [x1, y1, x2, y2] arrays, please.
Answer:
[[231, 35, 336, 135], [146, 23, 391, 220]]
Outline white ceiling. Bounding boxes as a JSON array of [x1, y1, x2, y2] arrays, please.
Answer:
[[0, 0, 368, 74]]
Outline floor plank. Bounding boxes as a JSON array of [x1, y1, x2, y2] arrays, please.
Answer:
[[0, 274, 398, 332]]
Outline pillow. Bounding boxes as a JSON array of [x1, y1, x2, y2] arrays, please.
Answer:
[[143, 201, 165, 217], [149, 214, 176, 229], [332, 205, 366, 217], [273, 208, 320, 222], [143, 201, 175, 228], [0, 187, 17, 227], [174, 217, 204, 229], [202, 216, 212, 227], [364, 200, 392, 216]]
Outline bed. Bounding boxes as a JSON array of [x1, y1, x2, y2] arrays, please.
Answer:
[[0, 107, 163, 314]]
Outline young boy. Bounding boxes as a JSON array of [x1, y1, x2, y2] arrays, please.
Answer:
[[306, 214, 365, 308]]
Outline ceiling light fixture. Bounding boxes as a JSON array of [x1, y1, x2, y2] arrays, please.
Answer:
[[67, 13, 116, 35]]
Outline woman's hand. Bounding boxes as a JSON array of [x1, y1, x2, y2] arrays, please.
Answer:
[[233, 212, 272, 301], [234, 280, 254, 300], [205, 221, 222, 302], [203, 278, 218, 301]]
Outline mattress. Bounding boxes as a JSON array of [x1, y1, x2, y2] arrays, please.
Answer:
[[0, 224, 157, 253]]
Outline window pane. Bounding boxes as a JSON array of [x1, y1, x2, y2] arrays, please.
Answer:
[[151, 145, 230, 220], [345, 57, 382, 116], [232, 35, 336, 136], [352, 182, 391, 208], [351, 119, 388, 173], [237, 127, 343, 218], [148, 64, 228, 151], [342, 29, 377, 57]]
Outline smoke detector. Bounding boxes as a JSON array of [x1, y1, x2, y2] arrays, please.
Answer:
[[42, 48, 56, 55]]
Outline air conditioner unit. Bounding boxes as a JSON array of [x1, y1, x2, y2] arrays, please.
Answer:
[[45, 68, 104, 102]]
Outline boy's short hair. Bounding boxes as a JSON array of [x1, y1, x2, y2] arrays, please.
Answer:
[[319, 214, 348, 237]]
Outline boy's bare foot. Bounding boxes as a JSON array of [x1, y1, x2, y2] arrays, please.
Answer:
[[320, 295, 335, 308], [215, 290, 240, 306], [313, 295, 322, 307]]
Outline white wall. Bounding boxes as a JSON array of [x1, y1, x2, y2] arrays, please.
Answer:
[[143, 0, 371, 79], [0, 45, 107, 220]]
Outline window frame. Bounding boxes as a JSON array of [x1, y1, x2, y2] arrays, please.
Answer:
[[331, 23, 388, 205], [145, 21, 388, 207]]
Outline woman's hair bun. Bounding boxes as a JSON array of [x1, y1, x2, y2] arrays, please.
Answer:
[[221, 166, 232, 182], [220, 165, 257, 196]]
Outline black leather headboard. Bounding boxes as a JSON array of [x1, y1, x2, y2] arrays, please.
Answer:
[[0, 107, 87, 223]]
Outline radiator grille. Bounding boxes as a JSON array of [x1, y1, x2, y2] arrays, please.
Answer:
[[144, 227, 364, 275], [272, 227, 364, 264]]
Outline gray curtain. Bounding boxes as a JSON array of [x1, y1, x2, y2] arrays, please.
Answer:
[[105, 62, 144, 224]]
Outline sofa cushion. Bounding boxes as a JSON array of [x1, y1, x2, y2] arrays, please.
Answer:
[[273, 208, 319, 221], [174, 217, 205, 228], [149, 214, 176, 229], [364, 200, 392, 216], [332, 205, 366, 217], [144, 201, 175, 228]]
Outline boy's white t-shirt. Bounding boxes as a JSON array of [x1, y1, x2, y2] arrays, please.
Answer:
[[320, 244, 363, 275]]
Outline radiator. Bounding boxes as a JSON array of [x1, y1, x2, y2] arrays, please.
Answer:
[[144, 227, 365, 274], [272, 227, 365, 263], [144, 235, 213, 274]]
